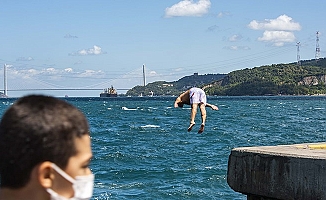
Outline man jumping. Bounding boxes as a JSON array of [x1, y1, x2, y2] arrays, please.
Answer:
[[174, 87, 218, 133]]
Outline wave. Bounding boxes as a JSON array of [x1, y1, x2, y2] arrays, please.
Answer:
[[140, 124, 160, 128], [122, 106, 138, 110]]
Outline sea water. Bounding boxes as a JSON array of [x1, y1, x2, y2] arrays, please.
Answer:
[[1, 96, 326, 199]]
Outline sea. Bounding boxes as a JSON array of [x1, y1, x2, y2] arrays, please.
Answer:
[[1, 96, 326, 199]]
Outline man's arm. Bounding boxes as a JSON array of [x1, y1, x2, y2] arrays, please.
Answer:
[[174, 96, 182, 108], [174, 90, 189, 108], [206, 103, 219, 110]]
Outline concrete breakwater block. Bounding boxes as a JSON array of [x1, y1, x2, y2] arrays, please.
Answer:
[[227, 143, 326, 200]]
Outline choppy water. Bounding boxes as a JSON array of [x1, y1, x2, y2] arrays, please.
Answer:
[[1, 96, 326, 199]]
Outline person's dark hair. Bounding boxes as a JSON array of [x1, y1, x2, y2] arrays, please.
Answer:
[[0, 95, 89, 188], [177, 102, 184, 108]]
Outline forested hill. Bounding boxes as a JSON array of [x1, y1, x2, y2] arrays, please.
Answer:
[[125, 73, 226, 96], [173, 73, 226, 90], [125, 58, 326, 96], [204, 57, 326, 96]]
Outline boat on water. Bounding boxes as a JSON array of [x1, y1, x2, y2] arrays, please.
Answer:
[[100, 86, 118, 97], [0, 92, 8, 98]]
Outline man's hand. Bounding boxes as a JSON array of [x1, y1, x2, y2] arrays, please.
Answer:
[[206, 103, 218, 110], [174, 97, 181, 108], [211, 105, 219, 110]]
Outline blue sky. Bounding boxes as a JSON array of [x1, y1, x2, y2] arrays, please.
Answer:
[[0, 0, 325, 97]]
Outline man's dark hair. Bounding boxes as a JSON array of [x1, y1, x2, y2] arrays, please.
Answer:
[[177, 102, 184, 108], [0, 95, 89, 188]]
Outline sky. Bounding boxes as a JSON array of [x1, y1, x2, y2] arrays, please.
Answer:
[[0, 0, 325, 97]]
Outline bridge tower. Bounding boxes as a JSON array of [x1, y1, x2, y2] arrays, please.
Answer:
[[3, 64, 7, 96], [315, 31, 321, 61], [142, 64, 146, 86], [296, 42, 301, 66]]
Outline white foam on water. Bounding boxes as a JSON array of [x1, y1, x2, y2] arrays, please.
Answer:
[[122, 106, 138, 110], [140, 124, 160, 128]]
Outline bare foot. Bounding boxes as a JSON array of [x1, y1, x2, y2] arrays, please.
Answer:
[[198, 124, 205, 134], [187, 123, 195, 132]]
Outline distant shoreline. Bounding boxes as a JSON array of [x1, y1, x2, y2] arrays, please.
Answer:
[[1, 94, 326, 101]]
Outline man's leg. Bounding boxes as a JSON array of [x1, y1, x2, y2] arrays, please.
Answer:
[[198, 103, 206, 133], [199, 103, 206, 125], [188, 103, 198, 131]]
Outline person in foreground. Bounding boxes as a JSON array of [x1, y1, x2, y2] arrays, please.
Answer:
[[174, 87, 219, 133], [0, 95, 94, 200]]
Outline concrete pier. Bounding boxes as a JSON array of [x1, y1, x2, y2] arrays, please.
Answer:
[[227, 142, 326, 200]]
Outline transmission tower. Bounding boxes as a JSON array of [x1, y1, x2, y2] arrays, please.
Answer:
[[315, 31, 321, 61], [296, 42, 301, 66]]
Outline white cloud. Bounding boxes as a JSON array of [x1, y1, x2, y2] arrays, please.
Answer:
[[174, 67, 184, 72], [229, 34, 243, 42], [16, 57, 34, 61], [78, 70, 105, 77], [223, 46, 251, 51], [46, 68, 56, 73], [217, 12, 231, 18], [248, 15, 301, 46], [65, 68, 73, 72], [248, 15, 301, 31], [147, 71, 158, 77], [258, 31, 296, 46], [3, 66, 111, 94], [69, 45, 106, 56], [27, 69, 37, 75], [6, 66, 106, 81], [165, 0, 211, 17]]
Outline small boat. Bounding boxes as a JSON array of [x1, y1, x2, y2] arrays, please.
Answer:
[[100, 86, 118, 97], [0, 92, 8, 98]]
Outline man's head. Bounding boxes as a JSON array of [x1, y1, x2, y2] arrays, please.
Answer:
[[0, 95, 91, 191], [177, 102, 184, 108]]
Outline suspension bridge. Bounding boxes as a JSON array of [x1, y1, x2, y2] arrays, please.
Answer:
[[0, 64, 149, 97]]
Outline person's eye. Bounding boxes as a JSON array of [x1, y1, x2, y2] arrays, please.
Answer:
[[82, 163, 90, 169]]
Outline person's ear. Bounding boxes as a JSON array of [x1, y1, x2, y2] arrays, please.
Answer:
[[37, 161, 54, 188]]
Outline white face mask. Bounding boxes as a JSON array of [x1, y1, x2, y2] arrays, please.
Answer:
[[46, 163, 94, 200]]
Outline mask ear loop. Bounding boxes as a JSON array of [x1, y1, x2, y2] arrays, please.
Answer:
[[51, 163, 76, 184]]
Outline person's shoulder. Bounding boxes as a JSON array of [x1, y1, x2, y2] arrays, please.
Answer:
[[181, 90, 189, 96]]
